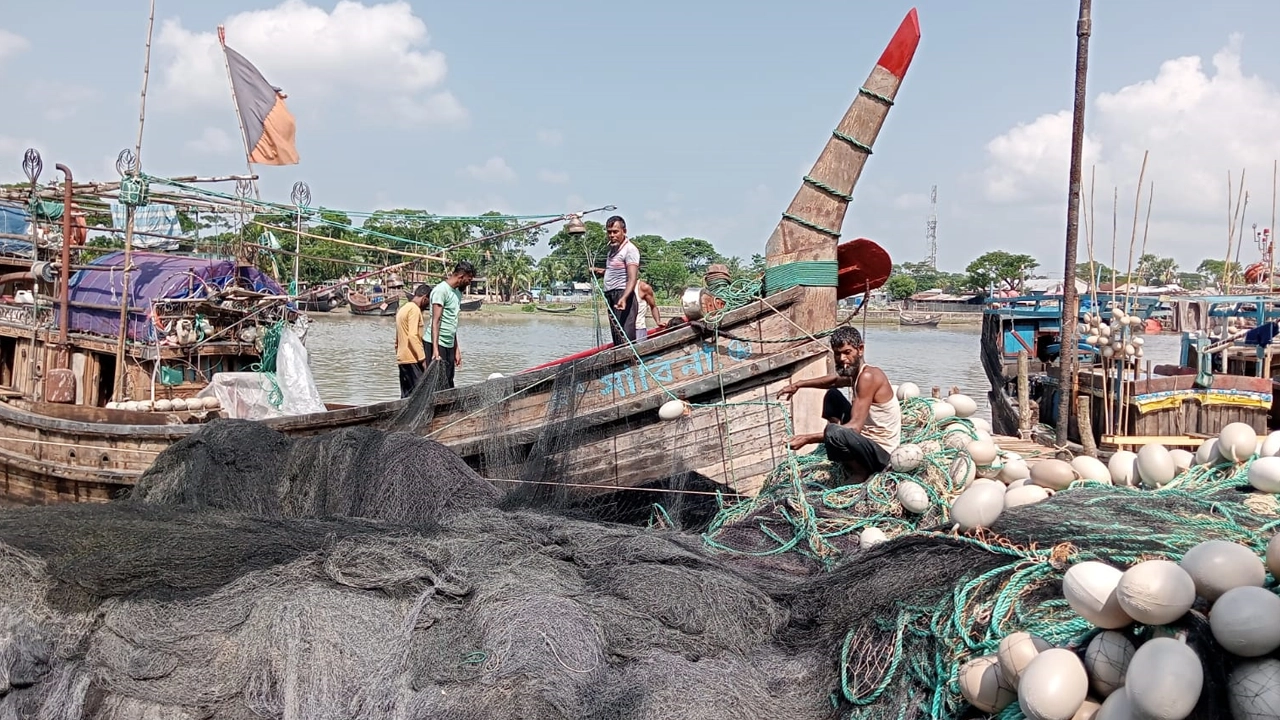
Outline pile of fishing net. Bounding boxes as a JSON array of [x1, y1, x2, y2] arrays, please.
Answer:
[[1, 416, 1277, 719], [702, 393, 1040, 572]]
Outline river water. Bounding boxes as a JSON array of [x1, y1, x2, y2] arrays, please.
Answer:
[[300, 311, 1185, 421]]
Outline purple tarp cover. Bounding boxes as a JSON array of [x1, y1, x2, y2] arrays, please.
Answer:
[[66, 251, 286, 341]]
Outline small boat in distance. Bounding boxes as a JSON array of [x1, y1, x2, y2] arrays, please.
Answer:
[[899, 311, 941, 327], [347, 288, 401, 316], [535, 304, 576, 314], [460, 297, 483, 312]]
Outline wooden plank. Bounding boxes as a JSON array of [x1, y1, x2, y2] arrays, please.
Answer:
[[1102, 435, 1208, 447]]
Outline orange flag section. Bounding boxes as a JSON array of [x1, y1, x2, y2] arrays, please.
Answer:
[[249, 96, 300, 166]]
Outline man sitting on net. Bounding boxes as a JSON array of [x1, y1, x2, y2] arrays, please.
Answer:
[[778, 326, 901, 482]]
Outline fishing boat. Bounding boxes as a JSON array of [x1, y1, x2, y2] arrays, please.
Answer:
[[293, 282, 342, 313], [980, 292, 1276, 450], [346, 288, 401, 316], [0, 8, 921, 504], [535, 304, 576, 314], [460, 297, 483, 312], [898, 311, 940, 327]]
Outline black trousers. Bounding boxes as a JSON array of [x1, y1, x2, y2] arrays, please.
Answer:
[[431, 344, 457, 389], [398, 362, 423, 398], [604, 289, 637, 347], [820, 388, 889, 474]]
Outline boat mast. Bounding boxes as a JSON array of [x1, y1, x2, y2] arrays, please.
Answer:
[[113, 0, 157, 403], [1056, 0, 1092, 453]]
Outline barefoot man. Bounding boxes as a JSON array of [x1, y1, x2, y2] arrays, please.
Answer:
[[778, 327, 901, 481]]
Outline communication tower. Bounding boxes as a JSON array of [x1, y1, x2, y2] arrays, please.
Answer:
[[925, 185, 938, 270]]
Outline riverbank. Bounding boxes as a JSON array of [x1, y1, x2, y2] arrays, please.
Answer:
[[468, 302, 984, 327]]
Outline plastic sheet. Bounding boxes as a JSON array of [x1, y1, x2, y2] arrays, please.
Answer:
[[196, 326, 327, 420]]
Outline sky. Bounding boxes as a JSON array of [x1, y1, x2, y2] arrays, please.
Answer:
[[2, 0, 1280, 278]]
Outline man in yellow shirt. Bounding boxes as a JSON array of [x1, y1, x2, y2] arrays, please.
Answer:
[[395, 284, 431, 397]]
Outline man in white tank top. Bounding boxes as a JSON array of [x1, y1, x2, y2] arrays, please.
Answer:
[[778, 326, 902, 482], [634, 280, 661, 340]]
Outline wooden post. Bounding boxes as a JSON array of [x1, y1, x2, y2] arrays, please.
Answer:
[[1056, 0, 1092, 449], [931, 386, 940, 399], [1017, 350, 1031, 437], [1078, 394, 1097, 457]]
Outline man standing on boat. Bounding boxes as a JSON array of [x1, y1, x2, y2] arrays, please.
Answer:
[[425, 260, 477, 389], [635, 279, 661, 341], [592, 216, 640, 347], [395, 284, 432, 398], [778, 326, 901, 482]]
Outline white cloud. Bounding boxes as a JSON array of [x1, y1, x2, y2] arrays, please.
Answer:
[[0, 29, 28, 67], [35, 83, 99, 122], [185, 127, 237, 156], [461, 156, 516, 183], [981, 35, 1280, 262], [537, 169, 569, 184], [892, 192, 929, 210], [155, 0, 465, 127], [536, 129, 563, 147]]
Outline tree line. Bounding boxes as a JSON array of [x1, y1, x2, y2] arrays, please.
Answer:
[[885, 250, 1246, 301]]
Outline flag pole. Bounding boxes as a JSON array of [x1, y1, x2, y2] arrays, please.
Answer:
[[217, 25, 261, 202], [113, 0, 156, 403]]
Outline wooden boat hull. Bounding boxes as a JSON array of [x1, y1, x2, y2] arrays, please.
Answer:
[[899, 312, 940, 327], [535, 305, 576, 314], [460, 298, 483, 312], [1, 286, 828, 504], [347, 298, 399, 316]]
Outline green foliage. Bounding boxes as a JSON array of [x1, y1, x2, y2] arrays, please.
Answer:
[[885, 274, 917, 301], [964, 251, 1038, 292], [1135, 254, 1178, 285], [1195, 258, 1241, 286], [891, 261, 966, 294]]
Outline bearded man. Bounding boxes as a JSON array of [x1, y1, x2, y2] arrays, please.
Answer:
[[777, 326, 902, 481]]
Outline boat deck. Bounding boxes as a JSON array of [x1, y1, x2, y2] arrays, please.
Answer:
[[992, 435, 1057, 467]]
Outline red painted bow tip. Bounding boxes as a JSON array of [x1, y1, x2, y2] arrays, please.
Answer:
[[875, 8, 921, 80]]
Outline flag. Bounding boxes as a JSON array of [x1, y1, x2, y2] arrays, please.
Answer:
[[218, 27, 299, 166]]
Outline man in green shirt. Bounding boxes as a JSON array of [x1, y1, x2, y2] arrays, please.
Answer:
[[424, 260, 476, 388]]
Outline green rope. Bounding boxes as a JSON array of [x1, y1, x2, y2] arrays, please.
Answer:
[[249, 320, 287, 409], [803, 175, 854, 202], [780, 213, 842, 239], [832, 129, 874, 155], [859, 86, 895, 106], [763, 260, 839, 294]]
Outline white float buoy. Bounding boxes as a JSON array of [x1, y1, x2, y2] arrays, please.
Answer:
[[201, 396, 221, 410], [1262, 431, 1280, 458], [105, 401, 119, 410], [1004, 484, 1050, 509], [950, 454, 977, 487], [1168, 449, 1194, 474], [1072, 699, 1101, 720], [1248, 456, 1280, 493], [1063, 561, 1132, 629], [1031, 459, 1077, 490], [897, 481, 932, 514], [859, 527, 888, 548], [1114, 560, 1196, 626], [1106, 451, 1138, 487], [1135, 444, 1176, 489], [1071, 456, 1112, 484], [658, 399, 690, 421], [958, 655, 1016, 713], [1178, 540, 1266, 603], [945, 393, 978, 418], [971, 417, 993, 434], [487, 372, 504, 380], [1084, 631, 1134, 698], [1194, 438, 1223, 466], [897, 382, 920, 401], [1219, 422, 1259, 462], [1267, 535, 1280, 578], [1209, 586, 1280, 657], [889, 444, 925, 473], [154, 399, 173, 412], [967, 439, 999, 466], [1124, 637, 1204, 720], [950, 483, 1005, 531], [998, 458, 1031, 485], [1017, 648, 1089, 720], [997, 632, 1051, 686], [931, 400, 957, 422], [1093, 688, 1133, 720], [1228, 659, 1280, 720]]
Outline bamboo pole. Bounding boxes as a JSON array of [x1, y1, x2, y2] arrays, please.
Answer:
[[251, 222, 447, 262], [1017, 350, 1031, 437], [112, 0, 156, 403], [1077, 394, 1096, 457], [1056, 0, 1092, 453], [217, 26, 260, 202], [1271, 160, 1277, 293]]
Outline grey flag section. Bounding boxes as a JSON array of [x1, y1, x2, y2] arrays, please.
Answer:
[[223, 45, 280, 153]]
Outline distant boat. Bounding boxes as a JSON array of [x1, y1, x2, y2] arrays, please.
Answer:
[[460, 297, 483, 312], [899, 311, 941, 327], [347, 290, 401, 316], [535, 304, 576, 314]]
